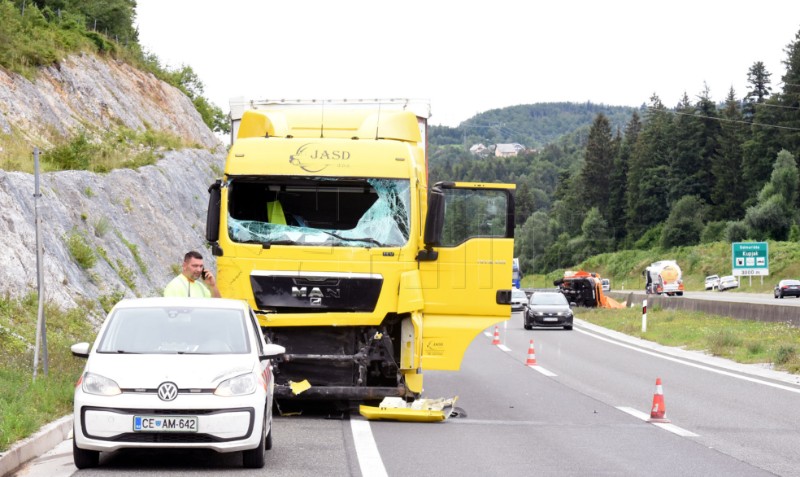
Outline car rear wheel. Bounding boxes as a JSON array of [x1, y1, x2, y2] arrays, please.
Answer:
[[73, 438, 99, 469], [243, 414, 267, 468]]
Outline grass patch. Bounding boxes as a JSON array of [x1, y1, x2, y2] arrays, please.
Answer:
[[116, 231, 147, 274], [580, 306, 800, 373], [0, 294, 97, 452], [65, 228, 95, 269]]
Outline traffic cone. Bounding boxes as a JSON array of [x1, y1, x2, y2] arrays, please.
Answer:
[[525, 339, 537, 366], [491, 326, 501, 345], [648, 377, 670, 423]]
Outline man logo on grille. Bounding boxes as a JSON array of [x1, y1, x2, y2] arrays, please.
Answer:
[[157, 382, 178, 401]]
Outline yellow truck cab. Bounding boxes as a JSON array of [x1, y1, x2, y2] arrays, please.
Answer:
[[206, 99, 515, 402]]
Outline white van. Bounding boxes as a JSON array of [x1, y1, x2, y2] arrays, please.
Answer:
[[601, 278, 610, 292]]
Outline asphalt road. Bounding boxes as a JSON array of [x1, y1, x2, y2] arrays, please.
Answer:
[[15, 310, 800, 476]]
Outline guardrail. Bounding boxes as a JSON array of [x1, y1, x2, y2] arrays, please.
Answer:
[[607, 292, 800, 327]]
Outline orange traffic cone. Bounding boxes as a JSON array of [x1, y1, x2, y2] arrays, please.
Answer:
[[648, 377, 670, 423], [525, 339, 537, 366], [491, 326, 501, 345]]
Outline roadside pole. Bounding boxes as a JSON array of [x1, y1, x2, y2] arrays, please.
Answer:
[[641, 299, 647, 333], [33, 147, 48, 379]]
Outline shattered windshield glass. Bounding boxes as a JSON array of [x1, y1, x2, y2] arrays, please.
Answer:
[[227, 178, 410, 247]]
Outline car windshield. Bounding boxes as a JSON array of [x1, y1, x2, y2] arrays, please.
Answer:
[[97, 306, 250, 354], [512, 290, 526, 300], [782, 280, 800, 286], [530, 293, 568, 305], [226, 177, 411, 248]]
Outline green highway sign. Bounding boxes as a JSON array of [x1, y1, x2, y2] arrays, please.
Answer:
[[731, 242, 769, 276]]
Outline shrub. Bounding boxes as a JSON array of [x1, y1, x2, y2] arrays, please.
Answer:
[[65, 228, 95, 269]]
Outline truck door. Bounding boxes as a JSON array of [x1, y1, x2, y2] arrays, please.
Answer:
[[417, 182, 515, 370]]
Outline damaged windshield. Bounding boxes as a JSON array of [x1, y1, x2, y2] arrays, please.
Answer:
[[227, 177, 410, 247]]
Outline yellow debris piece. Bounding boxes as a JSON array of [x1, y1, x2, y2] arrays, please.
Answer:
[[359, 397, 458, 422], [289, 379, 311, 395]]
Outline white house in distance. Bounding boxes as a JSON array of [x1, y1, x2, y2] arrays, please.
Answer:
[[494, 143, 526, 157]]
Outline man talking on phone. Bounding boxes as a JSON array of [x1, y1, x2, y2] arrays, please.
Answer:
[[163, 251, 221, 298]]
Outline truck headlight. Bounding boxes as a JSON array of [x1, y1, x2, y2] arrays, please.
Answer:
[[215, 373, 257, 396]]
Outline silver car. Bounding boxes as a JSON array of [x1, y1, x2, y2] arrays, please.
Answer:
[[71, 297, 285, 469], [718, 275, 739, 291], [510, 288, 528, 312]]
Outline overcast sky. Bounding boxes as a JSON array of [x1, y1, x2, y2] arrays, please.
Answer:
[[135, 1, 800, 127]]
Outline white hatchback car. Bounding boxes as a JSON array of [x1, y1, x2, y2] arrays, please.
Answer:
[[704, 275, 720, 290], [71, 297, 285, 469], [718, 275, 739, 292]]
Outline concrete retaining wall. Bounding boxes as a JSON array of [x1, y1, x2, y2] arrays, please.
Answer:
[[609, 293, 800, 327]]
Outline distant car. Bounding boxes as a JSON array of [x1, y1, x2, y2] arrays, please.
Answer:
[[774, 279, 800, 298], [704, 275, 720, 290], [717, 275, 739, 292], [71, 297, 285, 469], [525, 291, 574, 330], [601, 278, 610, 292], [510, 288, 528, 312]]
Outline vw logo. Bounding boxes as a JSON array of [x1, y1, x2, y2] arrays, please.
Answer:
[[157, 382, 178, 401]]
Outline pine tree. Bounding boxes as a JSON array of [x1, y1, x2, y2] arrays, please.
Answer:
[[579, 113, 615, 218], [608, 111, 641, 248], [625, 95, 672, 243], [711, 88, 747, 220], [743, 61, 772, 122], [777, 28, 800, 162]]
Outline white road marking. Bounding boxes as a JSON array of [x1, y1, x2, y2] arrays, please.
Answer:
[[497, 344, 511, 352], [350, 419, 388, 477], [616, 406, 699, 437], [575, 327, 800, 395], [528, 365, 558, 377]]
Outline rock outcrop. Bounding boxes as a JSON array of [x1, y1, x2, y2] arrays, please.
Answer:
[[0, 54, 225, 307]]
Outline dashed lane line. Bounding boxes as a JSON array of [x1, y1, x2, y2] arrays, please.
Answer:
[[616, 406, 700, 437]]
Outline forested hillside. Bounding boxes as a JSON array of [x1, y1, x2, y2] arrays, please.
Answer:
[[430, 28, 800, 275]]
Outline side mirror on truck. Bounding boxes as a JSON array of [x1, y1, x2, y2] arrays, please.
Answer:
[[206, 180, 223, 256], [417, 185, 445, 261]]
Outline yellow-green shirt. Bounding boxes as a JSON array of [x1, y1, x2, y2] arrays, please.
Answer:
[[163, 274, 212, 298]]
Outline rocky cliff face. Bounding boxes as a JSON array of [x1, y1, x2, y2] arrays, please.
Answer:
[[0, 53, 220, 149], [0, 54, 225, 308]]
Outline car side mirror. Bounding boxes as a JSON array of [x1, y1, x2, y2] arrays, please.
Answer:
[[71, 342, 90, 358], [260, 343, 286, 360]]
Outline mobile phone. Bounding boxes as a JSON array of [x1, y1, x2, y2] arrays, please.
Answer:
[[201, 268, 208, 280]]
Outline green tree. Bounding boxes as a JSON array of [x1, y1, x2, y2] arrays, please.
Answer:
[[744, 149, 798, 240], [625, 95, 672, 243], [580, 207, 610, 257], [711, 88, 747, 220], [608, 111, 640, 248], [579, 113, 616, 219], [660, 195, 707, 248], [669, 87, 719, 205], [743, 61, 772, 122]]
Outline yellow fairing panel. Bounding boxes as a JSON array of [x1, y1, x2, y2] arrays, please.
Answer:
[[418, 238, 513, 370]]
